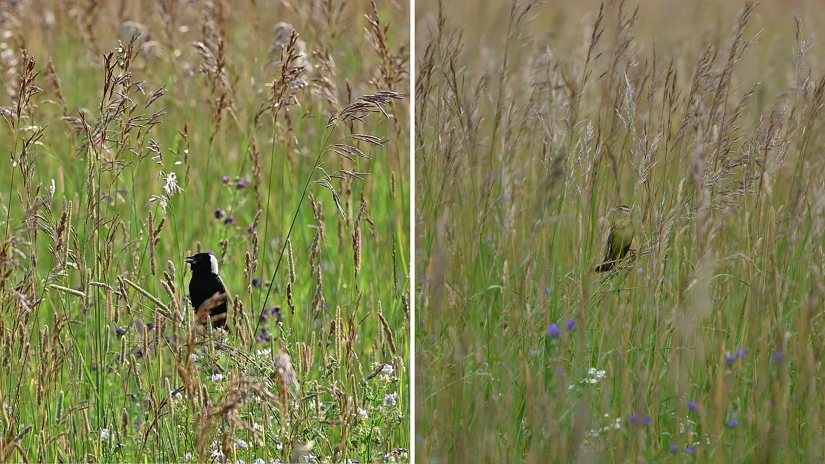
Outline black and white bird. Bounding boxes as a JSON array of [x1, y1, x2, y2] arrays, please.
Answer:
[[186, 252, 228, 329]]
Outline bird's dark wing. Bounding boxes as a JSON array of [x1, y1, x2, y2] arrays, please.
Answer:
[[210, 276, 229, 329], [190, 275, 229, 329], [595, 223, 616, 273]]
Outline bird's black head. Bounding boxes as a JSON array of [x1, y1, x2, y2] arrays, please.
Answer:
[[186, 252, 219, 276]]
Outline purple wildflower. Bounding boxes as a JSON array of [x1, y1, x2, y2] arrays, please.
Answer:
[[642, 416, 652, 426], [237, 178, 250, 189], [252, 278, 262, 288], [727, 419, 740, 428], [116, 326, 126, 336], [547, 324, 562, 339], [736, 349, 748, 360], [687, 401, 699, 412], [485, 236, 492, 244], [555, 368, 565, 377], [247, 225, 255, 234], [223, 216, 235, 226], [685, 447, 696, 454], [669, 444, 679, 453], [214, 208, 225, 219], [771, 351, 785, 364], [565, 319, 577, 331], [257, 328, 272, 343], [629, 414, 640, 424], [726, 354, 736, 365], [222, 176, 230, 184]]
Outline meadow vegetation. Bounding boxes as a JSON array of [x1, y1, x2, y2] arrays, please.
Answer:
[[0, 0, 409, 462], [416, 0, 825, 462]]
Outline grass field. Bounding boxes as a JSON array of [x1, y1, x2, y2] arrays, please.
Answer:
[[0, 0, 409, 462], [415, 0, 825, 462]]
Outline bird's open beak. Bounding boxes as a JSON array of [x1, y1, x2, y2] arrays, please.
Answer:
[[185, 256, 195, 264], [610, 207, 619, 213]]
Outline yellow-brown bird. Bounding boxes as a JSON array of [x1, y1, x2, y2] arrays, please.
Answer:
[[595, 205, 634, 273]]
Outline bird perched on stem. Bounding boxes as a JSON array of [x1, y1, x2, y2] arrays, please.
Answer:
[[186, 253, 229, 329], [595, 205, 634, 273]]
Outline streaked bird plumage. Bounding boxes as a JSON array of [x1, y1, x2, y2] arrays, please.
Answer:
[[595, 205, 634, 273]]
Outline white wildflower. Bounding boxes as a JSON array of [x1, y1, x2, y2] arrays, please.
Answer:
[[163, 172, 184, 196]]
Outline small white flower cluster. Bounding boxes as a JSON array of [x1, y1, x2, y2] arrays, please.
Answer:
[[583, 414, 621, 444], [583, 367, 607, 385], [568, 368, 607, 391], [257, 348, 272, 357], [678, 418, 696, 433]]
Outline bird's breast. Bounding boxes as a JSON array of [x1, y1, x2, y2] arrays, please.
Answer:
[[615, 222, 634, 249]]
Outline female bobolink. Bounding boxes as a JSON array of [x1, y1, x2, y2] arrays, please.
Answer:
[[595, 205, 634, 273]]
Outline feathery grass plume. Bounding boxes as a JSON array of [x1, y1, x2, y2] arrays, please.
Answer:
[[148, 211, 157, 275], [311, 246, 325, 318], [219, 238, 228, 267], [365, 0, 409, 91], [45, 56, 68, 119], [231, 295, 244, 342], [286, 281, 296, 317], [161, 269, 180, 320], [287, 238, 295, 284], [353, 201, 365, 280], [250, 141, 263, 210], [378, 303, 397, 359]]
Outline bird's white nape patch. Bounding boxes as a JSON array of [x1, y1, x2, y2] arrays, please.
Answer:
[[209, 254, 220, 275]]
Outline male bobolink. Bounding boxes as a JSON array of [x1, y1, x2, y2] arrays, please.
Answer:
[[186, 252, 228, 329], [595, 205, 634, 273]]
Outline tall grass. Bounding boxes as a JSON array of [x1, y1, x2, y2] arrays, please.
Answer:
[[0, 0, 409, 462], [416, 0, 825, 462]]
